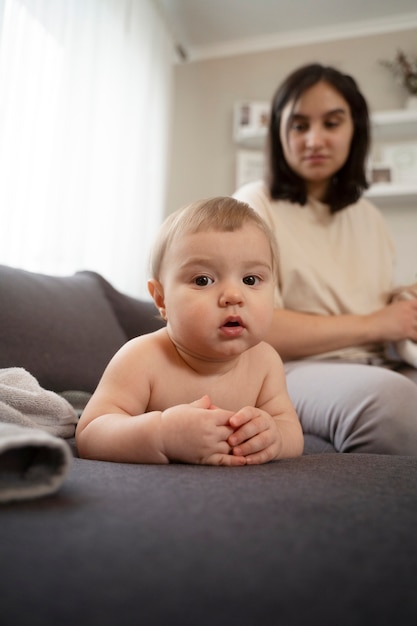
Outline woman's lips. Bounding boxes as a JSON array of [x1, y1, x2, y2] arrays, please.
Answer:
[[304, 154, 327, 164]]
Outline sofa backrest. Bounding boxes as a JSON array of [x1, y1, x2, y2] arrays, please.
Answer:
[[0, 265, 163, 393]]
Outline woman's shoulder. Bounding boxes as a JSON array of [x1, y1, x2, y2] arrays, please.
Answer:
[[233, 180, 285, 226], [352, 195, 380, 210], [233, 179, 268, 202], [343, 196, 394, 248], [347, 195, 389, 223]]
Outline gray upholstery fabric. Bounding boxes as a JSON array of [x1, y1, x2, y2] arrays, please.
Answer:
[[0, 265, 163, 393], [83, 270, 164, 339], [2, 454, 417, 626], [0, 265, 127, 392], [2, 264, 415, 625]]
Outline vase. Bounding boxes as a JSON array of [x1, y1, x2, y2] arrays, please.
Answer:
[[405, 95, 417, 110]]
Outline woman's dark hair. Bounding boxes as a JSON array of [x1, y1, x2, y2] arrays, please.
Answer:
[[266, 63, 370, 213]]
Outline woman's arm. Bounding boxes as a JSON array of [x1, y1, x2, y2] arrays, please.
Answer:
[[267, 299, 417, 361]]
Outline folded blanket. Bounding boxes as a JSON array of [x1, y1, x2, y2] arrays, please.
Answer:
[[0, 368, 78, 501], [0, 367, 78, 437], [0, 422, 72, 502], [389, 284, 417, 369]]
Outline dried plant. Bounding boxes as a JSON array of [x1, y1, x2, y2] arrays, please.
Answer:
[[380, 49, 417, 95]]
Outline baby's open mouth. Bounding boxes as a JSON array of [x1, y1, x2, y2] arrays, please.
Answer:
[[220, 317, 244, 337], [222, 316, 244, 329]]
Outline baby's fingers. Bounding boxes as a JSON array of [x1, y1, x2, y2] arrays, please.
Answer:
[[239, 445, 276, 466], [205, 453, 247, 467], [228, 408, 266, 447], [228, 406, 258, 429], [231, 428, 273, 459]]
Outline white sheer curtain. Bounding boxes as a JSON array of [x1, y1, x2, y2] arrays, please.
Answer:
[[0, 0, 174, 297]]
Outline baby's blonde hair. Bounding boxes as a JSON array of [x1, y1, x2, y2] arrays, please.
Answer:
[[150, 196, 278, 281]]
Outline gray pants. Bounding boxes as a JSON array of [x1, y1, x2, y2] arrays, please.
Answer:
[[285, 360, 417, 455]]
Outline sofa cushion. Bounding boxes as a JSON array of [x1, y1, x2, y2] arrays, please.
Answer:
[[81, 270, 165, 340], [0, 265, 127, 393], [2, 454, 417, 625]]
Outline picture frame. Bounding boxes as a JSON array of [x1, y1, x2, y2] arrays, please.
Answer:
[[380, 143, 417, 184], [235, 149, 265, 188], [370, 164, 392, 184], [233, 101, 269, 142]]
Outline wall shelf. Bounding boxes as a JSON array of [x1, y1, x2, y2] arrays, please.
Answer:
[[366, 182, 417, 204], [371, 108, 417, 140], [369, 108, 417, 202]]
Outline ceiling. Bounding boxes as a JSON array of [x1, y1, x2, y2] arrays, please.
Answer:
[[156, 0, 417, 62]]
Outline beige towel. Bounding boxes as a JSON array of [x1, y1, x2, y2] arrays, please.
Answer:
[[389, 284, 417, 369], [0, 368, 78, 438]]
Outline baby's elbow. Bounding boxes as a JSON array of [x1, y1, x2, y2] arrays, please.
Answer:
[[286, 424, 304, 459], [75, 421, 94, 459], [294, 431, 305, 457], [75, 426, 86, 458]]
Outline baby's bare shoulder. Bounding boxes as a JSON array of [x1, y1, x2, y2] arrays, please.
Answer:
[[243, 342, 285, 385], [109, 327, 171, 370], [252, 341, 283, 365]]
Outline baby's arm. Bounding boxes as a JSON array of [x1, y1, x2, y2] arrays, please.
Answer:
[[227, 345, 304, 463], [160, 396, 245, 465], [76, 336, 245, 465], [77, 395, 245, 465]]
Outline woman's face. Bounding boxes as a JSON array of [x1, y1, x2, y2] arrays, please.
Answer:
[[279, 81, 354, 201]]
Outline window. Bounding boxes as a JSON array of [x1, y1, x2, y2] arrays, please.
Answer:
[[0, 0, 174, 297]]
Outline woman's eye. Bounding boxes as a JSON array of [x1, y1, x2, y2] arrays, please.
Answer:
[[194, 275, 213, 287], [291, 122, 307, 132], [243, 275, 260, 286], [324, 118, 340, 129]]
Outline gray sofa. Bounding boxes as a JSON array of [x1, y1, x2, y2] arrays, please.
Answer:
[[1, 263, 417, 626]]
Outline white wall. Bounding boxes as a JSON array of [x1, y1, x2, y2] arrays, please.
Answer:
[[165, 27, 417, 286]]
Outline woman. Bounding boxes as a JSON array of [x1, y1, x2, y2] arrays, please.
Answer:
[[234, 63, 417, 454]]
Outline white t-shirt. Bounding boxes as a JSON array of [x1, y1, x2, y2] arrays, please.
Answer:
[[234, 180, 396, 362]]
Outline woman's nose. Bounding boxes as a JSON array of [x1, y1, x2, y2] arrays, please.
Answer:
[[305, 126, 324, 148]]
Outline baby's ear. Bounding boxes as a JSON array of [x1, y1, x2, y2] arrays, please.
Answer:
[[148, 279, 167, 320]]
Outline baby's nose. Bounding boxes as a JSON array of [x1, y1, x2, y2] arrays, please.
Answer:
[[219, 284, 244, 306]]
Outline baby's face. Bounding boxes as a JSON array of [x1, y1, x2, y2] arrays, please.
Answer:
[[157, 223, 275, 362]]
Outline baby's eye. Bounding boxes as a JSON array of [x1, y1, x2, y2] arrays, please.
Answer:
[[243, 275, 260, 286], [194, 275, 213, 287]]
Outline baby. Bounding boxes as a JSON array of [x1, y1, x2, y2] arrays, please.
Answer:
[[76, 196, 303, 464]]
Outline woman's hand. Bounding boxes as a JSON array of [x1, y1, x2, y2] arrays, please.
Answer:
[[367, 298, 417, 343]]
